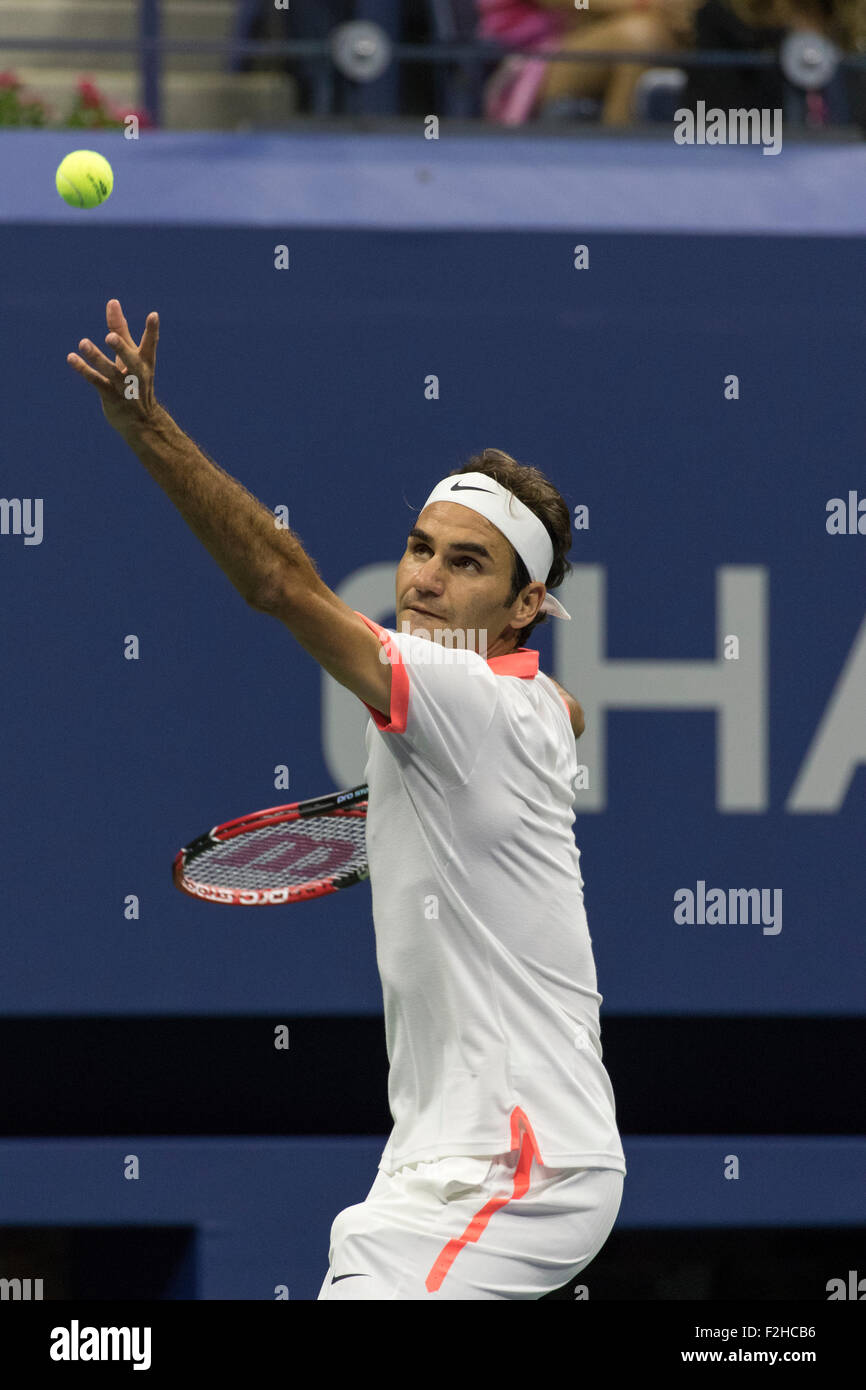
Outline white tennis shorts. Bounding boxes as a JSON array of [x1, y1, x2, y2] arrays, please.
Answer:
[[317, 1112, 624, 1300]]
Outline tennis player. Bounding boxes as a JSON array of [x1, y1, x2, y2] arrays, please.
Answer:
[[68, 301, 626, 1300]]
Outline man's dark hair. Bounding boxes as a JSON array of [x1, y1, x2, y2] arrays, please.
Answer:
[[447, 448, 572, 649]]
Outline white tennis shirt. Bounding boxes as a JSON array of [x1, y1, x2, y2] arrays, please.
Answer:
[[354, 612, 626, 1177]]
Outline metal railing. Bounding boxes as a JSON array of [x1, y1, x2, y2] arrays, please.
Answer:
[[1, 0, 863, 128]]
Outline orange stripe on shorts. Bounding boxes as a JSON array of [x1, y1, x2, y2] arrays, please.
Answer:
[[424, 1106, 542, 1293]]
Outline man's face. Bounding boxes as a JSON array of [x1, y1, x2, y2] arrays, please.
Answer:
[[394, 502, 545, 658]]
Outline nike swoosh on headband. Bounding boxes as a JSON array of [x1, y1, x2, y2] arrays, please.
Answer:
[[450, 481, 495, 493]]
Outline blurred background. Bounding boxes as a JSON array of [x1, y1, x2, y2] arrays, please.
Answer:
[[0, 0, 863, 1303], [0, 0, 864, 132]]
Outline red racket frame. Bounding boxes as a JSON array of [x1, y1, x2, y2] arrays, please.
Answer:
[[172, 783, 369, 905]]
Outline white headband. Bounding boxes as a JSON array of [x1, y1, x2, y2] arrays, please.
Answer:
[[421, 472, 571, 620]]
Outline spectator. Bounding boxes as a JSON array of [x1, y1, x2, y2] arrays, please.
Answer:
[[681, 0, 786, 115], [477, 0, 702, 125], [733, 0, 865, 51], [681, 0, 866, 129]]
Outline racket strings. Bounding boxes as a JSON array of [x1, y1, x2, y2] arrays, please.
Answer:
[[187, 815, 368, 891]]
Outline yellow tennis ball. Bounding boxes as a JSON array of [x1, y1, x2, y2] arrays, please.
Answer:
[[55, 150, 114, 209]]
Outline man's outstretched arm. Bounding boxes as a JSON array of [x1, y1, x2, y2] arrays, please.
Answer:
[[67, 299, 392, 716], [68, 300, 317, 608]]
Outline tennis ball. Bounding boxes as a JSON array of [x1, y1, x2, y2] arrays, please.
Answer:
[[55, 150, 114, 209]]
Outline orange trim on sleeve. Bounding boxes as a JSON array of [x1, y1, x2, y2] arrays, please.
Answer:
[[424, 1106, 543, 1293], [353, 611, 410, 733], [350, 613, 540, 734]]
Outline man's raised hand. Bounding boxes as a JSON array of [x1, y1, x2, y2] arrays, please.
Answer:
[[67, 299, 159, 434]]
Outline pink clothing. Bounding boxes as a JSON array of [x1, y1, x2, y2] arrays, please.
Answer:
[[475, 0, 569, 124]]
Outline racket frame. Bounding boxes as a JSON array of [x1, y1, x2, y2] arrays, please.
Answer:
[[172, 783, 369, 905]]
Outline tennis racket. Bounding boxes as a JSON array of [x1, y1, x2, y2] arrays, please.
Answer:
[[172, 784, 369, 905]]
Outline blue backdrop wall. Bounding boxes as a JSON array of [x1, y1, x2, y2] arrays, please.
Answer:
[[1, 131, 863, 1018]]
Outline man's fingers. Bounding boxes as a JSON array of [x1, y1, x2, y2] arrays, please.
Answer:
[[79, 336, 125, 378], [66, 351, 113, 392], [106, 334, 150, 389], [104, 331, 134, 365], [69, 307, 155, 405], [139, 311, 159, 367], [103, 300, 158, 368], [106, 298, 133, 344], [105, 300, 158, 354]]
